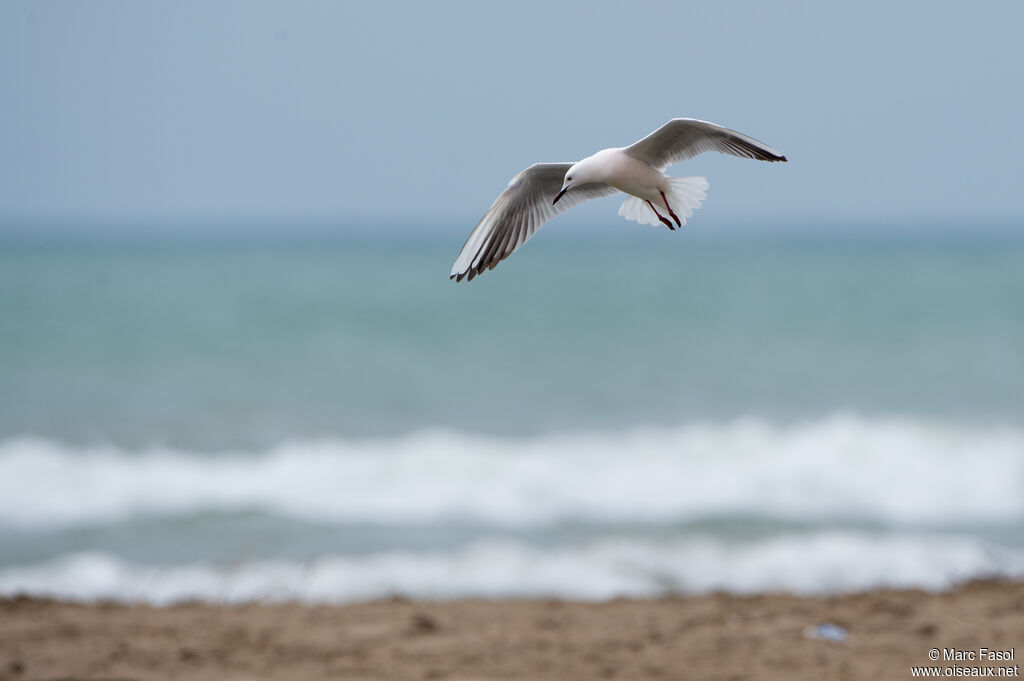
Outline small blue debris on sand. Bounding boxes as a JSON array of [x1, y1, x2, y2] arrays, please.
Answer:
[[804, 622, 849, 643]]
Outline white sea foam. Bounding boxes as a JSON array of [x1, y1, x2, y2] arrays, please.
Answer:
[[1, 415, 1022, 528], [1, 532, 1021, 604]]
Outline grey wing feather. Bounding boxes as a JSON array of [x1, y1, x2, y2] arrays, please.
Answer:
[[450, 163, 617, 282], [625, 118, 787, 170]]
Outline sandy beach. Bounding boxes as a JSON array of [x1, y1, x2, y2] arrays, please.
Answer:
[[2, 579, 1021, 681]]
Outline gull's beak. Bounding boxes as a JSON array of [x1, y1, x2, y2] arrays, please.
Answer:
[[552, 188, 567, 205]]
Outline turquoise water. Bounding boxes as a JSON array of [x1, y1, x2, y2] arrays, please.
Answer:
[[2, 232, 1022, 448], [1, 225, 1023, 601]]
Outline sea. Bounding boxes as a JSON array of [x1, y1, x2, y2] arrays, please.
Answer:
[[1, 219, 1022, 604]]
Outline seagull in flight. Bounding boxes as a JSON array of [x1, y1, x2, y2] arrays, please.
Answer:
[[450, 118, 786, 282]]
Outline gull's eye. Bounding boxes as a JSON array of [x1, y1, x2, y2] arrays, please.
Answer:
[[566, 176, 573, 182]]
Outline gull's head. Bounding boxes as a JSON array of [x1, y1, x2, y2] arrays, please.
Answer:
[[552, 164, 581, 205]]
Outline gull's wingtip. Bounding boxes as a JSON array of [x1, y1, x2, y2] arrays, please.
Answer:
[[450, 260, 469, 282], [758, 149, 786, 162]]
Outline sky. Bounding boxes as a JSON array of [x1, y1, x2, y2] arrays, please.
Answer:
[[1, 1, 1022, 233]]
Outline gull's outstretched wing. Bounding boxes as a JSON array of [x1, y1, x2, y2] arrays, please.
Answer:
[[450, 163, 617, 282], [625, 118, 787, 170]]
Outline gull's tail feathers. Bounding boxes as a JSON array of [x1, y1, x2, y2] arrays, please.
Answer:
[[618, 176, 709, 227]]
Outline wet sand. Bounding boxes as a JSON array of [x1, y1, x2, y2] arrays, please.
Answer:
[[2, 579, 1021, 681]]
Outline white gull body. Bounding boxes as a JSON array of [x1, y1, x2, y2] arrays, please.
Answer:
[[450, 118, 786, 282]]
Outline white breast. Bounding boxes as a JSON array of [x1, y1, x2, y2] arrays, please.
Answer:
[[585, 148, 667, 201]]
